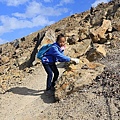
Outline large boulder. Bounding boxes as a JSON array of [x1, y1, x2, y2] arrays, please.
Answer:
[[55, 57, 105, 100], [32, 30, 56, 66], [86, 44, 106, 62], [66, 39, 106, 62], [66, 39, 91, 58], [90, 19, 112, 43], [40, 29, 56, 46]]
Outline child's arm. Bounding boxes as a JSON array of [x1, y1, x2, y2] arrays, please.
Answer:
[[51, 46, 70, 62]]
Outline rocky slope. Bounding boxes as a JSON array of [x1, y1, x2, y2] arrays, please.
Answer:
[[0, 0, 120, 120]]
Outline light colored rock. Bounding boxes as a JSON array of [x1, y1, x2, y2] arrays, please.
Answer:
[[0, 78, 9, 93], [1, 56, 10, 64], [79, 33, 87, 40], [41, 29, 56, 45], [17, 56, 28, 65], [90, 19, 112, 43], [0, 65, 6, 75], [96, 44, 106, 57], [105, 41, 111, 45], [107, 33, 113, 40], [0, 86, 6, 94], [66, 39, 91, 58]]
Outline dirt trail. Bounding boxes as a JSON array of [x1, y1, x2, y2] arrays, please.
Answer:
[[0, 64, 65, 120]]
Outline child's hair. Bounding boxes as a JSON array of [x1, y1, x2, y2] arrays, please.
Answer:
[[56, 34, 65, 42]]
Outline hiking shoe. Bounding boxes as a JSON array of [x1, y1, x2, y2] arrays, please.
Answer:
[[51, 86, 55, 91], [45, 89, 54, 96], [46, 87, 51, 91]]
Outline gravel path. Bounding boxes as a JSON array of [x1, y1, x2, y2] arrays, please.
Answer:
[[0, 64, 65, 120]]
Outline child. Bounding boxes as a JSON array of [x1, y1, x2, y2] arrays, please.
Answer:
[[41, 34, 79, 93]]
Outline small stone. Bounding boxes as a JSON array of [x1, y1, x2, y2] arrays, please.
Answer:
[[1, 56, 10, 63], [21, 37, 25, 41], [96, 45, 106, 57], [105, 41, 111, 45]]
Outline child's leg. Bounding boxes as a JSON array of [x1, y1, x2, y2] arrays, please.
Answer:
[[42, 63, 53, 90], [50, 63, 59, 87]]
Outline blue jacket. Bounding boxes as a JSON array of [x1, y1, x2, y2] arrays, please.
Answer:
[[41, 42, 71, 64]]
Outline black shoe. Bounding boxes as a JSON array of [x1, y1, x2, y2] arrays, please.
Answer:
[[45, 89, 54, 96], [51, 82, 55, 87], [51, 86, 55, 91], [46, 87, 51, 91]]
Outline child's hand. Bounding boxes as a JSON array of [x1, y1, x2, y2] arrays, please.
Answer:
[[71, 58, 79, 64]]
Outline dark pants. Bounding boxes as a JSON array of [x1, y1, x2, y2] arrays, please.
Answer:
[[42, 63, 59, 90]]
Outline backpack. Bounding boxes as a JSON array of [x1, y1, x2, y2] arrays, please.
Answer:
[[37, 44, 53, 60]]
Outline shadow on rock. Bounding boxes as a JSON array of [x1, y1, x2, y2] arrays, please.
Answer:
[[7, 87, 45, 96]]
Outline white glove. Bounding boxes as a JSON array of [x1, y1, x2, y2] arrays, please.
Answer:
[[71, 58, 79, 64]]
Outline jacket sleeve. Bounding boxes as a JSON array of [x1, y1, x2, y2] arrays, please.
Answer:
[[50, 46, 71, 62]]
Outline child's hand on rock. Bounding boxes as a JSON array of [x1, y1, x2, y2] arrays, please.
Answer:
[[71, 58, 79, 64]]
